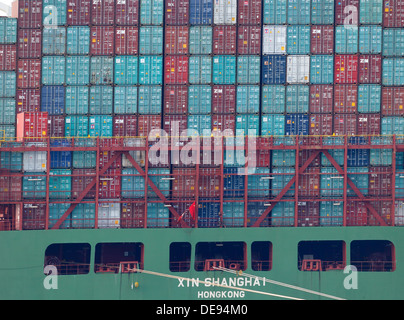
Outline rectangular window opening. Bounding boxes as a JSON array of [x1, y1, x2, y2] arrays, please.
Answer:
[[44, 243, 91, 275], [298, 241, 346, 271], [351, 240, 395, 272], [170, 242, 191, 272], [251, 241, 272, 271]]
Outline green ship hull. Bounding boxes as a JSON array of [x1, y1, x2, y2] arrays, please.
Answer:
[[0, 227, 403, 300]]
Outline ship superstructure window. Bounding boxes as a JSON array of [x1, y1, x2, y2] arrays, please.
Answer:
[[170, 242, 191, 272], [251, 241, 272, 271], [194, 242, 246, 272], [94, 242, 144, 274], [298, 241, 345, 271], [351, 240, 395, 272], [44, 243, 91, 275]]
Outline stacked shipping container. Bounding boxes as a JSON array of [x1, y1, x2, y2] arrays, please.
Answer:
[[0, 0, 403, 229]]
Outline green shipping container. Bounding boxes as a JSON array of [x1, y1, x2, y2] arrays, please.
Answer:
[[359, 0, 383, 24], [310, 55, 334, 84], [67, 26, 90, 55], [66, 56, 90, 85], [139, 56, 163, 85], [358, 84, 381, 113], [49, 203, 71, 229], [286, 85, 309, 113], [188, 115, 212, 135], [65, 86, 89, 115], [189, 26, 213, 55], [43, 0, 67, 26], [42, 56, 66, 85], [272, 150, 295, 167], [248, 168, 271, 197], [188, 85, 211, 114], [42, 28, 66, 55], [213, 56, 236, 85], [23, 173, 46, 200], [383, 29, 404, 57], [189, 56, 212, 84], [140, 0, 164, 25], [89, 86, 113, 115], [0, 18, 17, 44], [263, 0, 287, 24], [73, 152, 97, 169], [359, 25, 382, 54], [262, 86, 286, 113], [261, 114, 286, 136], [382, 117, 404, 135], [223, 202, 244, 227], [382, 59, 404, 86], [237, 56, 260, 84], [49, 169, 72, 200], [235, 114, 260, 136], [114, 86, 138, 114], [148, 168, 170, 198], [321, 167, 344, 198], [89, 116, 113, 137], [347, 167, 369, 196], [335, 26, 359, 54], [236, 86, 260, 114], [370, 137, 393, 166], [320, 202, 343, 226], [321, 149, 345, 167], [139, 26, 164, 55], [65, 116, 89, 137], [138, 85, 162, 114], [0, 99, 16, 124], [72, 203, 95, 229], [0, 72, 15, 98], [311, 0, 334, 24], [147, 203, 169, 228], [114, 56, 138, 85], [271, 202, 295, 226], [287, 0, 311, 24], [122, 168, 144, 198], [90, 57, 113, 85], [287, 25, 311, 54]]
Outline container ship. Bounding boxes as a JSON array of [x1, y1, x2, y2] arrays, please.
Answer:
[[0, 0, 403, 301]]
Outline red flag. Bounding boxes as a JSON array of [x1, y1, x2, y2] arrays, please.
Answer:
[[178, 202, 196, 222]]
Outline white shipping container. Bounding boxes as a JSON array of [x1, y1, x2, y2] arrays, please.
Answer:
[[262, 25, 287, 54], [214, 0, 237, 25], [395, 201, 404, 226], [287, 55, 310, 84], [122, 138, 146, 168], [23, 143, 47, 172], [98, 201, 121, 229]]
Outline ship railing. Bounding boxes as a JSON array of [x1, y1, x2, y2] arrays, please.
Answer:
[[299, 260, 346, 271], [45, 263, 90, 275], [169, 261, 191, 272], [195, 259, 246, 272], [350, 261, 396, 272]]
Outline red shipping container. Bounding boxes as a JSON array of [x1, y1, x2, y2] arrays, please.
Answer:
[[311, 25, 334, 54], [299, 150, 321, 167], [138, 115, 162, 137], [382, 87, 404, 116], [91, 0, 115, 25], [16, 112, 48, 141], [99, 150, 121, 169], [121, 202, 145, 228], [23, 203, 46, 230], [199, 167, 221, 198], [165, 0, 189, 25], [335, 55, 358, 84], [67, 0, 91, 25], [383, 0, 404, 27], [172, 168, 197, 198], [164, 85, 188, 114], [165, 26, 189, 55], [335, 0, 359, 25], [116, 0, 139, 25], [346, 201, 367, 226], [309, 114, 333, 136], [297, 202, 320, 227], [113, 115, 138, 137], [0, 45, 16, 71], [309, 85, 333, 113], [212, 85, 236, 114], [16, 89, 41, 113], [163, 115, 187, 136], [0, 176, 22, 201], [17, 29, 42, 58], [369, 167, 393, 197], [72, 169, 96, 199], [213, 26, 237, 55], [237, 26, 261, 55], [115, 27, 139, 55], [47, 115, 65, 138], [333, 114, 357, 136], [298, 167, 320, 198], [18, 0, 43, 29], [357, 114, 381, 135], [368, 201, 393, 226], [238, 0, 262, 25], [99, 169, 121, 199], [212, 114, 236, 133], [90, 26, 115, 55], [359, 55, 382, 84], [334, 85, 358, 113], [17, 59, 41, 89], [164, 56, 189, 84]]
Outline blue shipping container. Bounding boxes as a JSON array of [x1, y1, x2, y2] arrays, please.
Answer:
[[41, 86, 65, 115], [359, 0, 383, 24], [224, 167, 245, 198], [262, 55, 287, 85], [49, 169, 72, 200], [190, 0, 213, 24], [90, 57, 113, 85], [320, 202, 343, 226], [198, 201, 221, 228], [272, 167, 295, 197], [285, 114, 309, 136], [139, 56, 163, 85], [65, 116, 89, 137], [50, 139, 72, 169]]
